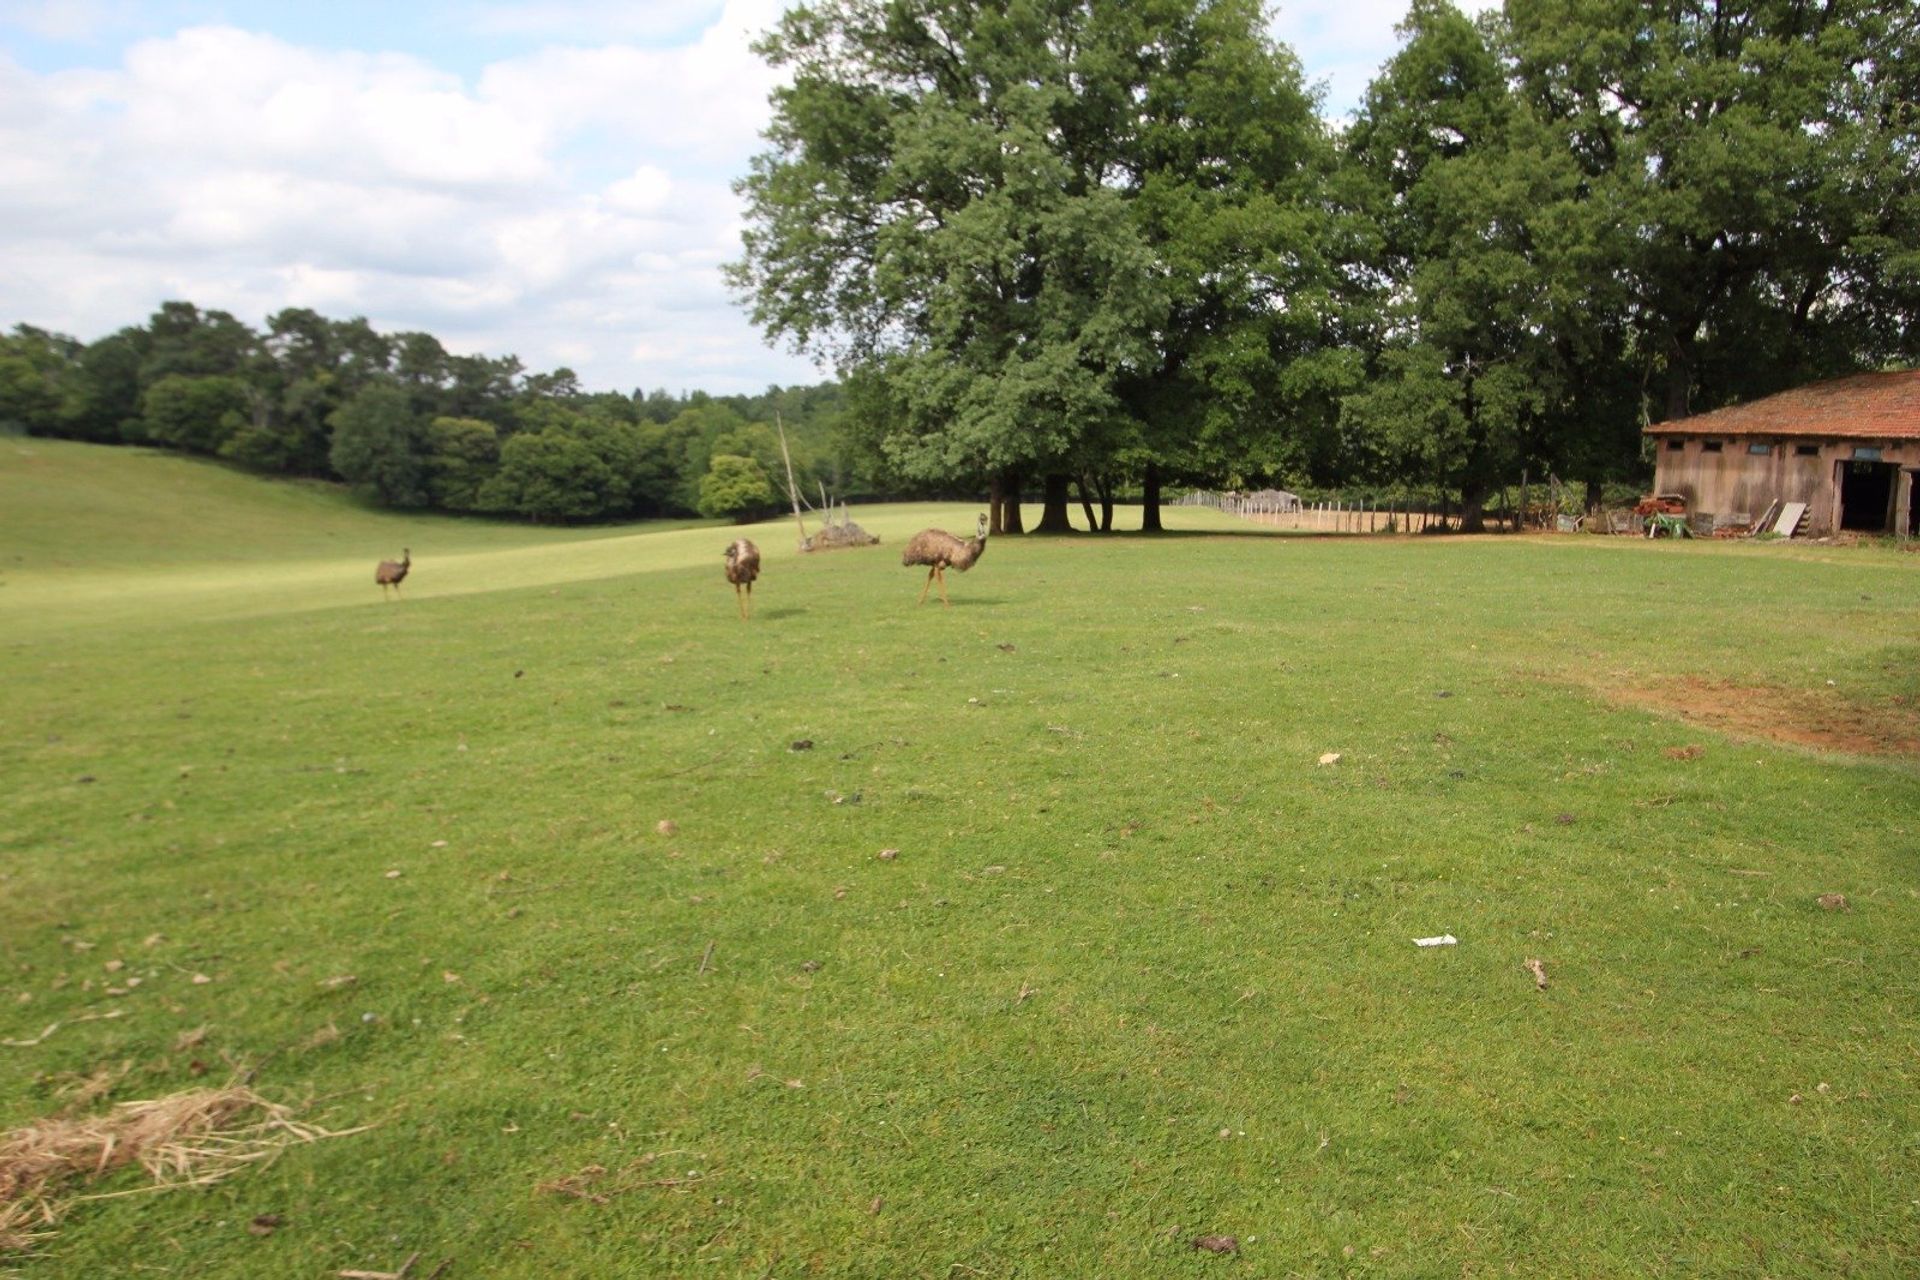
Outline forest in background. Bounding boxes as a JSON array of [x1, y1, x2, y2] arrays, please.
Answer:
[[0, 302, 855, 523]]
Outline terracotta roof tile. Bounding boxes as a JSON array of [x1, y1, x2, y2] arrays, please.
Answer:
[[1643, 369, 1920, 441]]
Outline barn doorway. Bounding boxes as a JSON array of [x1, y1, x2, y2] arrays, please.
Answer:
[[1838, 460, 1897, 531]]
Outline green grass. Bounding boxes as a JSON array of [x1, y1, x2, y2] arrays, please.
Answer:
[[3, 438, 1918, 1278]]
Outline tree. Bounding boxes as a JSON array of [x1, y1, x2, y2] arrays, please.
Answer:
[[140, 373, 253, 455], [698, 453, 778, 522], [1112, 0, 1351, 530], [737, 0, 1242, 530], [70, 328, 150, 442], [1504, 0, 1920, 422], [479, 431, 619, 520], [1342, 0, 1587, 529], [141, 302, 262, 384], [0, 325, 80, 434], [329, 382, 428, 506], [424, 417, 501, 510]]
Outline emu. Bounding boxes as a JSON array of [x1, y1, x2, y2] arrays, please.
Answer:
[[901, 514, 988, 606], [375, 548, 410, 599], [724, 538, 760, 620]]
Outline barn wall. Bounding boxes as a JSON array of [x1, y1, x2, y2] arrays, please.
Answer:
[[1650, 436, 1918, 534]]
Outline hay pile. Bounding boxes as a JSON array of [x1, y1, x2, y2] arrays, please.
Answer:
[[802, 521, 880, 552], [1, 1086, 355, 1254]]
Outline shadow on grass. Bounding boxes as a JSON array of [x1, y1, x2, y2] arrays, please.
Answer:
[[1014, 528, 1468, 541], [753, 606, 809, 621], [907, 595, 1009, 608]]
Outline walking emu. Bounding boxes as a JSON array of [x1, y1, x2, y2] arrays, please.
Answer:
[[901, 514, 988, 606], [724, 538, 761, 620], [375, 548, 410, 598]]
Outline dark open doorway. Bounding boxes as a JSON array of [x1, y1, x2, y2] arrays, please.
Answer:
[[1838, 461, 1897, 531]]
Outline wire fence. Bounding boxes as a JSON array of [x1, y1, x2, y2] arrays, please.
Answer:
[[1176, 490, 1449, 533]]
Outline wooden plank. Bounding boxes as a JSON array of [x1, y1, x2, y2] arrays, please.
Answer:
[[1774, 501, 1808, 536]]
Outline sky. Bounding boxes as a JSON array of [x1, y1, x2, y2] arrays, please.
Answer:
[[0, 0, 1490, 397]]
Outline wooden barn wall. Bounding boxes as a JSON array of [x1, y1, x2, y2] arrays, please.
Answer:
[[1650, 436, 1916, 534]]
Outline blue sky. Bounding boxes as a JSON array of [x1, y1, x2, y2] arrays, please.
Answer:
[[0, 0, 1478, 395]]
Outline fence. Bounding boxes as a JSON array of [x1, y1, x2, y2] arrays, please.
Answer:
[[1178, 490, 1448, 533]]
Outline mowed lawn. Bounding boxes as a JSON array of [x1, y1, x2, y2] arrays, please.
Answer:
[[3, 439, 1918, 1278]]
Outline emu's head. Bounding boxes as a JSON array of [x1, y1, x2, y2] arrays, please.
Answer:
[[401, 548, 410, 564], [975, 513, 989, 541]]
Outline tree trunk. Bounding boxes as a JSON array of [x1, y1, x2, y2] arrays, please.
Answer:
[[1664, 332, 1694, 422], [1459, 482, 1489, 533], [1585, 477, 1603, 513], [1075, 474, 1099, 532], [1096, 474, 1114, 532], [988, 472, 1004, 536], [1034, 472, 1075, 532], [1001, 469, 1025, 534], [1141, 462, 1164, 532]]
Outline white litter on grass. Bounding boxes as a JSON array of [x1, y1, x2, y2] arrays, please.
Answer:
[[1413, 934, 1457, 947]]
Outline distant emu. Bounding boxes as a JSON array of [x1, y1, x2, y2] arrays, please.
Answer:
[[724, 538, 761, 620], [375, 548, 410, 599], [901, 514, 988, 606]]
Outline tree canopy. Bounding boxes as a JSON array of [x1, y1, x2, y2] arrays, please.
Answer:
[[1, 309, 853, 525], [730, 0, 1340, 531]]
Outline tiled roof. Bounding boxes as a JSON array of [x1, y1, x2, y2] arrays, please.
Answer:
[[1643, 369, 1920, 440]]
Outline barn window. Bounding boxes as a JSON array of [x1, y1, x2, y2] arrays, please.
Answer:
[[1795, 444, 1818, 457], [1853, 446, 1882, 461], [1748, 443, 1773, 455], [1666, 440, 1684, 452], [1701, 441, 1723, 453]]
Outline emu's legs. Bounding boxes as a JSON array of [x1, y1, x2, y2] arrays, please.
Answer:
[[918, 565, 937, 604], [936, 565, 951, 607], [735, 583, 747, 620]]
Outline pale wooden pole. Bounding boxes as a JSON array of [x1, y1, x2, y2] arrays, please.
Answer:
[[775, 410, 807, 551]]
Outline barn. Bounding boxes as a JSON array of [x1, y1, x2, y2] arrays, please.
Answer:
[[1643, 369, 1920, 537]]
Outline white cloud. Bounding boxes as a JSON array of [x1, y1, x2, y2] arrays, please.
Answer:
[[0, 0, 130, 41], [0, 6, 815, 393], [465, 0, 727, 43], [604, 164, 673, 215]]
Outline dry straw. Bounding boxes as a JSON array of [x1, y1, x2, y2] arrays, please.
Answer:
[[1, 1086, 364, 1255]]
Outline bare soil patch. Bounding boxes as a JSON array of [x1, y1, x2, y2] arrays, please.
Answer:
[[1597, 675, 1920, 756]]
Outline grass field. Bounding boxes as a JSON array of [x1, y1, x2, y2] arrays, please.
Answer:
[[3, 437, 1918, 1278]]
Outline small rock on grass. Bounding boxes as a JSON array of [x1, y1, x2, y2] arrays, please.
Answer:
[[656, 820, 678, 836], [1817, 893, 1850, 912], [877, 848, 899, 861], [1317, 752, 1341, 766]]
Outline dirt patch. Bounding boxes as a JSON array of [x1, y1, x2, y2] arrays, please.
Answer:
[[1599, 676, 1920, 757]]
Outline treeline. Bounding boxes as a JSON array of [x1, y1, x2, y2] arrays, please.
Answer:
[[0, 302, 856, 522], [733, 0, 1920, 532]]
